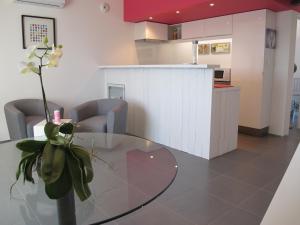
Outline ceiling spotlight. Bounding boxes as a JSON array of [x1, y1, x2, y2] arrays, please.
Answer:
[[149, 16, 153, 20], [176, 10, 180, 14], [210, 3, 215, 6]]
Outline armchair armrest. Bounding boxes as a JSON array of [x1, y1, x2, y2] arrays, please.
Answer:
[[70, 101, 98, 123], [107, 102, 128, 134], [4, 104, 27, 140]]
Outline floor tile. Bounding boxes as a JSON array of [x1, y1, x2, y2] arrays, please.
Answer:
[[247, 155, 288, 177], [114, 202, 196, 225], [204, 175, 259, 205], [223, 163, 275, 188], [209, 207, 261, 225], [239, 190, 274, 219], [164, 190, 233, 225], [222, 149, 260, 163], [208, 157, 242, 174], [262, 177, 283, 194]]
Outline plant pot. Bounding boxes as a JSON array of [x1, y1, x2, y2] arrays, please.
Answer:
[[56, 189, 77, 225]]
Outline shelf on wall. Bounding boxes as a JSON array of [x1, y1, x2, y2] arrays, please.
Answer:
[[168, 24, 182, 41]]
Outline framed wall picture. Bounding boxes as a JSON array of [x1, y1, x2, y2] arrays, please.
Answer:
[[198, 44, 210, 55], [211, 42, 231, 54], [22, 15, 56, 49], [265, 28, 276, 49]]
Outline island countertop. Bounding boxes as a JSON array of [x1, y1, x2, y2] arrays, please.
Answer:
[[98, 64, 219, 69]]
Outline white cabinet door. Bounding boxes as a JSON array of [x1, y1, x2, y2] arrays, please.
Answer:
[[203, 15, 233, 37], [182, 20, 204, 39], [182, 15, 233, 39]]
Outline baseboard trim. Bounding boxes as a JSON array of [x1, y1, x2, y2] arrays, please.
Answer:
[[238, 126, 269, 137]]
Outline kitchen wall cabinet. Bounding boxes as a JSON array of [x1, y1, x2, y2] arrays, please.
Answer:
[[182, 20, 205, 39], [181, 15, 233, 39], [203, 15, 233, 37]]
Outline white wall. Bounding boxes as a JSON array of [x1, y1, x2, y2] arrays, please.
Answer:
[[261, 10, 277, 129], [231, 10, 267, 129], [261, 143, 300, 225], [0, 0, 138, 140], [269, 11, 298, 136], [135, 38, 232, 68]]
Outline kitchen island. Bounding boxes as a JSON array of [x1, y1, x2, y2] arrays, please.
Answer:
[[98, 65, 240, 159]]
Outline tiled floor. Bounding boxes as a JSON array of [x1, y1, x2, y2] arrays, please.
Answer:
[[107, 129, 300, 225]]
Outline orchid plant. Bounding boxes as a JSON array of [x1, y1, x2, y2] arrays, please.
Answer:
[[12, 37, 94, 201], [20, 37, 63, 122]]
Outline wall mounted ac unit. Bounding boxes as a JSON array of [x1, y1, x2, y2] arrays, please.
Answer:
[[15, 0, 66, 8]]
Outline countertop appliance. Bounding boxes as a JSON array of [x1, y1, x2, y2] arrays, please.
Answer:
[[214, 68, 231, 82]]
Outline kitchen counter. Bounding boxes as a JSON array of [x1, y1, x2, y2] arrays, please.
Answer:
[[98, 65, 240, 159], [98, 64, 219, 69]]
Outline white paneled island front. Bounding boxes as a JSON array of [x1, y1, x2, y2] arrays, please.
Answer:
[[98, 65, 240, 159]]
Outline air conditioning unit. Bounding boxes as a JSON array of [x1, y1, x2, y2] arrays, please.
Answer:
[[15, 0, 66, 8]]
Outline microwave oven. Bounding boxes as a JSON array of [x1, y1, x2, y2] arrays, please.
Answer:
[[214, 68, 231, 82]]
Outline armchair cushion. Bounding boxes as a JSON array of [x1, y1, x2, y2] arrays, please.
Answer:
[[76, 116, 107, 133]]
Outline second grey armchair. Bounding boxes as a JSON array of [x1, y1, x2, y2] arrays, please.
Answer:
[[70, 99, 128, 134], [4, 99, 64, 140]]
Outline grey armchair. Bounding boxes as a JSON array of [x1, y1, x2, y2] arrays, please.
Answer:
[[70, 99, 128, 134], [4, 99, 64, 140]]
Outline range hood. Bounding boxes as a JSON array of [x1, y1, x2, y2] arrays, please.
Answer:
[[134, 22, 168, 41]]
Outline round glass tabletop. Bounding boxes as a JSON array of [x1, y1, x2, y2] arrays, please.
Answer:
[[1, 133, 178, 225]]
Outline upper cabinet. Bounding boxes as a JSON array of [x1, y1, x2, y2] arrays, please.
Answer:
[[182, 15, 233, 39], [134, 22, 168, 41], [182, 20, 205, 39], [203, 15, 233, 37]]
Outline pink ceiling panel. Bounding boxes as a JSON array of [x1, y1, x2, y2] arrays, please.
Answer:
[[124, 0, 300, 24]]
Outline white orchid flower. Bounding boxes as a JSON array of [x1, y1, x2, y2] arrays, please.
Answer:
[[47, 56, 59, 68], [26, 45, 38, 60], [19, 61, 39, 74], [51, 44, 63, 58], [46, 45, 63, 68]]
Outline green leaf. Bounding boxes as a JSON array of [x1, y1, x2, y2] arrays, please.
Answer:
[[24, 157, 36, 183], [71, 145, 93, 183], [45, 166, 72, 199], [48, 146, 65, 184], [16, 140, 46, 153], [59, 123, 74, 135], [49, 136, 67, 146], [44, 122, 60, 139], [67, 151, 91, 201], [41, 143, 66, 184], [41, 142, 55, 182]]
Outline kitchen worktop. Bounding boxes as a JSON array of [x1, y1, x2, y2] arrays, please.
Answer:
[[98, 64, 220, 69]]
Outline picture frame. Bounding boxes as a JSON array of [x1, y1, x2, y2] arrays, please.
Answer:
[[211, 42, 231, 54], [198, 44, 210, 55], [22, 15, 56, 49], [265, 28, 276, 49]]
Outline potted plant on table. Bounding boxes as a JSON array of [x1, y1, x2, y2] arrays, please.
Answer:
[[11, 37, 93, 225]]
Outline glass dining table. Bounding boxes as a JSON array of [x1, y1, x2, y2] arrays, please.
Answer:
[[0, 133, 178, 225]]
